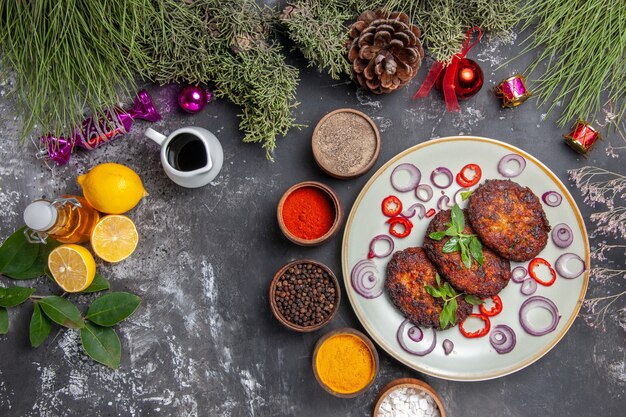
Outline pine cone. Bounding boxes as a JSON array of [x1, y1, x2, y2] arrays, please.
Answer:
[[346, 10, 424, 94]]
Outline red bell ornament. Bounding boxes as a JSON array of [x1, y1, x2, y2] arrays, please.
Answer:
[[434, 58, 483, 100]]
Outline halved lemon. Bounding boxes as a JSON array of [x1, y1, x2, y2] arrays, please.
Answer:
[[91, 215, 139, 263], [48, 244, 96, 292]]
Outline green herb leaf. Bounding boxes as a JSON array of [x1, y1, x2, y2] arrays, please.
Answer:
[[39, 296, 84, 328], [442, 237, 460, 253], [0, 227, 40, 278], [448, 298, 458, 325], [428, 231, 446, 241], [460, 190, 473, 201], [435, 273, 442, 287], [8, 239, 61, 280], [443, 282, 458, 298], [425, 285, 441, 298], [82, 274, 110, 293], [444, 225, 458, 237], [451, 204, 465, 234], [464, 295, 483, 305], [440, 299, 458, 329], [29, 303, 52, 347], [459, 242, 472, 268], [0, 307, 8, 334], [80, 321, 121, 369], [469, 237, 484, 265], [0, 287, 35, 307], [86, 292, 141, 327]]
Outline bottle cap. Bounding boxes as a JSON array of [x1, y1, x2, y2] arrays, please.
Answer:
[[24, 200, 57, 231]]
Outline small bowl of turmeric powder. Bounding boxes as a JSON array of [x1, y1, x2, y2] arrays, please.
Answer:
[[277, 181, 344, 246], [312, 328, 379, 398]]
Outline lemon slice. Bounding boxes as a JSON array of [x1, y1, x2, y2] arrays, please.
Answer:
[[48, 244, 96, 292], [91, 215, 139, 263]]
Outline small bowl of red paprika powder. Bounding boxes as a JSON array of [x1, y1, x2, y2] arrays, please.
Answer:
[[277, 181, 344, 246]]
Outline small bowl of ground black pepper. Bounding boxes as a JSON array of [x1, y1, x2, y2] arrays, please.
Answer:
[[269, 259, 341, 332], [312, 108, 381, 179], [277, 181, 343, 246]]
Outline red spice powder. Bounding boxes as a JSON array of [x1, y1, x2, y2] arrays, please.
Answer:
[[282, 186, 335, 240]]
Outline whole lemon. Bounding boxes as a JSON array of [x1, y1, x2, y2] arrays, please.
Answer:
[[77, 163, 147, 214]]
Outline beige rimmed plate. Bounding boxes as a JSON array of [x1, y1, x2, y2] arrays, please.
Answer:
[[341, 136, 590, 381]]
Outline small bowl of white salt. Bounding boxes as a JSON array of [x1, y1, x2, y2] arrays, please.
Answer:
[[373, 378, 446, 417]]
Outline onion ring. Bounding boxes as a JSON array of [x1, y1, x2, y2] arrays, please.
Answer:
[[452, 187, 470, 206], [391, 163, 421, 192], [415, 184, 434, 202], [350, 259, 383, 299], [520, 277, 537, 295], [442, 339, 454, 356], [497, 154, 526, 178], [396, 319, 436, 356], [519, 296, 561, 336], [551, 223, 573, 248], [368, 235, 394, 259], [511, 266, 528, 283], [430, 167, 454, 189], [437, 195, 451, 210], [489, 325, 517, 354], [408, 326, 423, 342], [555, 253, 586, 279], [400, 203, 426, 219], [542, 191, 562, 207]]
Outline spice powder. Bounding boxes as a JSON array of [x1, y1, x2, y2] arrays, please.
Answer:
[[315, 334, 375, 394], [282, 186, 335, 240], [314, 112, 377, 176]]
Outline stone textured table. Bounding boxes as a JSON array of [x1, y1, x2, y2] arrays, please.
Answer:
[[0, 17, 624, 417]]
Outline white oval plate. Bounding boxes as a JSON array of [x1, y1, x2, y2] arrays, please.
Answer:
[[342, 137, 590, 381]]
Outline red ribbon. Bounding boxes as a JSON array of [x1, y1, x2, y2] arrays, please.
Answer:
[[413, 27, 483, 112]]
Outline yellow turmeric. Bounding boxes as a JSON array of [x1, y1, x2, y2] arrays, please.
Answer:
[[315, 334, 375, 394]]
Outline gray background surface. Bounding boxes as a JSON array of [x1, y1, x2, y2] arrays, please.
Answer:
[[0, 12, 624, 417]]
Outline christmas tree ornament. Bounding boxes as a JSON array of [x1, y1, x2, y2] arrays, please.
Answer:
[[563, 120, 602, 156], [434, 58, 483, 100], [413, 27, 482, 112], [495, 74, 532, 108], [178, 85, 214, 113], [346, 10, 424, 94], [39, 90, 161, 165]]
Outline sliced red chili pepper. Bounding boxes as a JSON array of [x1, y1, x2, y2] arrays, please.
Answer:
[[387, 216, 413, 238], [425, 208, 436, 218], [459, 314, 491, 338], [528, 257, 557, 286], [456, 163, 482, 187], [479, 295, 503, 317], [381, 195, 403, 217]]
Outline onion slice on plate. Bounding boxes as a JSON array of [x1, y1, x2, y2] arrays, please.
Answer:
[[415, 184, 433, 202], [519, 296, 561, 336], [497, 154, 526, 177], [520, 277, 537, 295], [442, 339, 454, 356], [489, 325, 517, 354], [397, 319, 436, 356], [351, 259, 383, 299], [511, 266, 528, 283], [368, 235, 394, 259], [551, 223, 574, 248], [437, 195, 451, 210], [391, 163, 421, 192], [555, 253, 586, 279], [430, 167, 454, 189], [452, 187, 470, 206], [542, 191, 563, 207], [400, 203, 426, 219]]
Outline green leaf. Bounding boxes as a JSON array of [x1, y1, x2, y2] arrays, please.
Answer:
[[82, 274, 110, 293], [451, 204, 465, 234], [464, 295, 483, 305], [86, 292, 141, 327], [448, 298, 458, 325], [80, 321, 121, 369], [0, 307, 8, 334], [8, 239, 61, 280], [425, 285, 441, 298], [29, 303, 52, 347], [442, 237, 460, 253], [444, 225, 458, 237], [443, 282, 458, 298], [428, 231, 446, 241], [0, 227, 40, 277], [440, 301, 456, 329], [39, 296, 84, 328], [469, 237, 484, 265], [435, 273, 442, 287], [460, 242, 472, 269], [0, 287, 35, 307], [460, 190, 473, 201]]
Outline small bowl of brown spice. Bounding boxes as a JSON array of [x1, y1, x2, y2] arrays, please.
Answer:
[[312, 108, 381, 179], [269, 259, 341, 332]]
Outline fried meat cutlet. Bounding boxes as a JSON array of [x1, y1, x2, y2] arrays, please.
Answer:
[[468, 179, 550, 261], [385, 247, 472, 329]]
